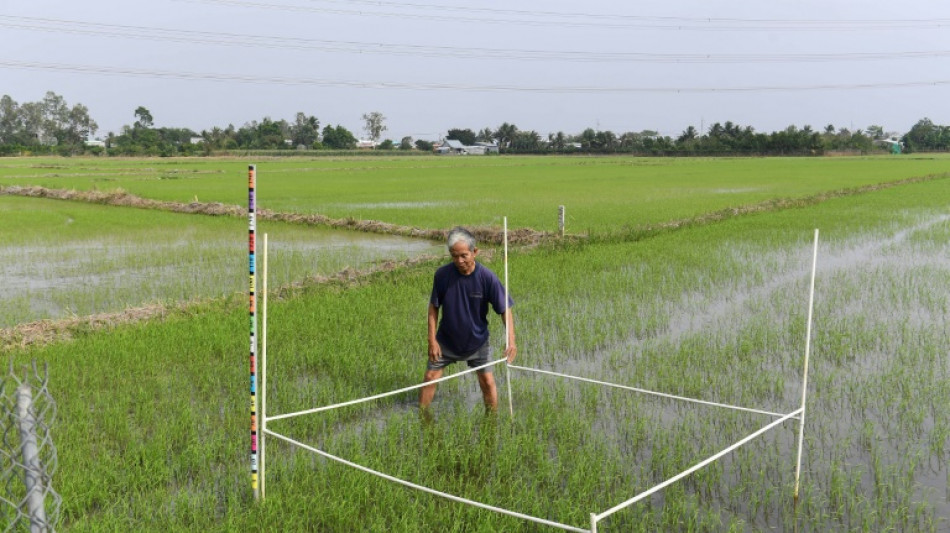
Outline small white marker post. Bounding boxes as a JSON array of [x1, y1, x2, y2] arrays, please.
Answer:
[[504, 217, 513, 418], [558, 205, 565, 238], [793, 229, 819, 506]]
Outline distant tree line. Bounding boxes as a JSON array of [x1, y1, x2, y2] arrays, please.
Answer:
[[0, 92, 98, 155], [105, 109, 362, 156], [2, 91, 949, 157], [446, 121, 935, 156]]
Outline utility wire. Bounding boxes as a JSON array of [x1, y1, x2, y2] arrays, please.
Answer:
[[173, 0, 950, 31], [2, 16, 949, 63], [2, 59, 948, 93], [307, 0, 950, 28]]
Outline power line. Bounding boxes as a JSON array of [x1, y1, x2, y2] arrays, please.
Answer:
[[3, 16, 949, 64], [307, 0, 950, 28], [2, 59, 948, 93], [173, 0, 950, 31]]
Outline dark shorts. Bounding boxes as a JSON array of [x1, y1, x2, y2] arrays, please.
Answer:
[[427, 341, 493, 374]]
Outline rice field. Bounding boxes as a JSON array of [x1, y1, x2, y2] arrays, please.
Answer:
[[2, 155, 949, 531], [2, 155, 948, 235], [0, 195, 440, 328]]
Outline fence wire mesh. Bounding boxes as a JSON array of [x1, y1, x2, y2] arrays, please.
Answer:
[[0, 360, 60, 532]]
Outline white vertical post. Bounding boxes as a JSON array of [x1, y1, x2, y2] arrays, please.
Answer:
[[15, 384, 47, 533], [590, 513, 597, 532], [794, 229, 819, 503], [503, 217, 513, 417], [558, 205, 565, 238], [260, 233, 268, 500]]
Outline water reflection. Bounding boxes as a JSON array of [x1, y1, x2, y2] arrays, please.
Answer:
[[0, 225, 442, 327]]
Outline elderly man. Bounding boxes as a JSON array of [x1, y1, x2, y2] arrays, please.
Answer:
[[419, 226, 517, 413]]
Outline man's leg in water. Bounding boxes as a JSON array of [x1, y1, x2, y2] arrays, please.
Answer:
[[476, 371, 498, 412]]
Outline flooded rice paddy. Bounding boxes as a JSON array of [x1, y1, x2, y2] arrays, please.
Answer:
[[298, 210, 950, 531], [508, 212, 950, 529], [5, 161, 950, 530], [0, 217, 441, 328]]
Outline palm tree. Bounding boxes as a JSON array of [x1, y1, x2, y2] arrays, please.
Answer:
[[677, 126, 698, 143], [493, 122, 518, 151]]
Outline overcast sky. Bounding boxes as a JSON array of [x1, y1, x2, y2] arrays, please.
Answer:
[[2, 0, 949, 141]]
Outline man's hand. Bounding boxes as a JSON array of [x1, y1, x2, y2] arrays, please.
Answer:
[[502, 309, 517, 363], [428, 341, 442, 363], [427, 304, 441, 363], [505, 343, 517, 363]]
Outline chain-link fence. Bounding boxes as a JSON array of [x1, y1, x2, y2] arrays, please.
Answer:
[[0, 360, 60, 532]]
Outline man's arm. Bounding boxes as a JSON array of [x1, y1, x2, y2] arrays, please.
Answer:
[[502, 309, 517, 363], [427, 303, 441, 362]]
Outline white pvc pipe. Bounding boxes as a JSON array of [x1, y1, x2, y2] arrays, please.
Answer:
[[508, 364, 793, 420], [504, 216, 513, 417], [260, 233, 268, 500], [267, 358, 507, 422], [592, 407, 803, 523], [15, 384, 47, 532], [794, 229, 819, 499], [264, 428, 589, 533]]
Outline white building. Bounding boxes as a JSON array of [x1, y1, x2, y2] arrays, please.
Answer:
[[435, 139, 498, 155]]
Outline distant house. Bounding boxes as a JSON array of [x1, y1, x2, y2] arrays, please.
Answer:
[[474, 142, 499, 154], [444, 139, 467, 154], [84, 139, 106, 148], [190, 137, 205, 145], [465, 145, 486, 155], [357, 139, 377, 149], [435, 139, 497, 155]]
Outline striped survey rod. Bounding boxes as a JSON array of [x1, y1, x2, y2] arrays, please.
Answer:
[[248, 164, 260, 500]]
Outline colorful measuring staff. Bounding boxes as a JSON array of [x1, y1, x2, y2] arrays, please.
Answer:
[[248, 164, 260, 499]]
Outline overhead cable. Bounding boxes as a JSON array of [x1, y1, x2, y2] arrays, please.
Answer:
[[2, 16, 948, 63], [173, 0, 950, 31], [2, 59, 948, 93]]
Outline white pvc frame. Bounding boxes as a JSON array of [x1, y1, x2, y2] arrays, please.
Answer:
[[259, 227, 820, 532]]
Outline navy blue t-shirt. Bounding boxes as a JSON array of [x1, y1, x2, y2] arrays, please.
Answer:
[[430, 262, 513, 356]]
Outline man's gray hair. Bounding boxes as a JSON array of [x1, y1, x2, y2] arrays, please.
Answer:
[[447, 226, 476, 251]]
